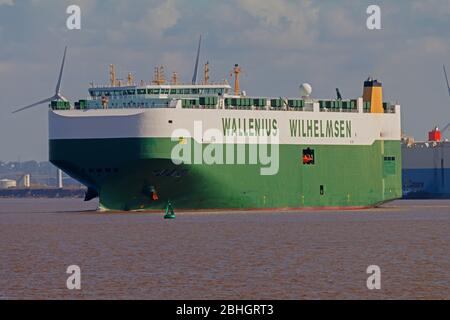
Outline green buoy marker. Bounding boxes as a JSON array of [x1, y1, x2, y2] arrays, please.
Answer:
[[164, 201, 176, 219]]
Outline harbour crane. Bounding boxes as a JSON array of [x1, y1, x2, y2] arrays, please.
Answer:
[[440, 65, 450, 136]]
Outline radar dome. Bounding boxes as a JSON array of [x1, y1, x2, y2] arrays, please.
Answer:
[[300, 83, 312, 97]]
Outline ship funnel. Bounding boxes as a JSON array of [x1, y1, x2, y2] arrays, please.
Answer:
[[363, 77, 383, 113], [12, 47, 68, 114], [429, 127, 441, 142]]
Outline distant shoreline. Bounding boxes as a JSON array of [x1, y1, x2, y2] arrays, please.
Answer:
[[0, 188, 86, 199]]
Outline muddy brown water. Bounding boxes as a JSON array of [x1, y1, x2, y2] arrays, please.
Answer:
[[0, 198, 449, 299]]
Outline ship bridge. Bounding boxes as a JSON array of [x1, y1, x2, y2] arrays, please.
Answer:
[[88, 84, 231, 99]]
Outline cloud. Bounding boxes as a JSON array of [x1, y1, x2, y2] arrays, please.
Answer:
[[1, 1, 450, 160], [234, 0, 319, 47], [85, 0, 182, 45], [147, 0, 181, 33], [411, 0, 450, 16], [0, 61, 12, 72], [0, 0, 14, 5], [421, 37, 449, 55]]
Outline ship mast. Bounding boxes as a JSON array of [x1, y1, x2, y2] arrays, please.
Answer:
[[233, 64, 241, 95], [153, 66, 166, 85], [109, 64, 116, 87], [127, 72, 134, 86], [203, 62, 210, 85], [171, 72, 179, 85]]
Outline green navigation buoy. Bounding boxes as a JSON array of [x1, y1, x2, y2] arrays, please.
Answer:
[[164, 201, 176, 219]]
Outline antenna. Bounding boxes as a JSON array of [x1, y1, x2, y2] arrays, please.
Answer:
[[12, 46, 68, 114], [192, 35, 202, 85]]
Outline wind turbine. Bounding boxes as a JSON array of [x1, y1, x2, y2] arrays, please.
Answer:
[[191, 35, 202, 85], [12, 46, 68, 114]]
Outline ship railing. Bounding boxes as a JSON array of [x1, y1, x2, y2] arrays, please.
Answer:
[[319, 108, 359, 113], [72, 100, 399, 113], [121, 102, 176, 109], [383, 105, 397, 114], [361, 106, 397, 114]]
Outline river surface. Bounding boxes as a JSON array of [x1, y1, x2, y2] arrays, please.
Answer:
[[0, 198, 449, 299]]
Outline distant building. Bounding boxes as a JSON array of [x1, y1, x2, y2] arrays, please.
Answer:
[[18, 174, 31, 188], [0, 179, 17, 189]]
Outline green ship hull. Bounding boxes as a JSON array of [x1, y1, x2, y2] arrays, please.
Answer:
[[50, 138, 402, 211]]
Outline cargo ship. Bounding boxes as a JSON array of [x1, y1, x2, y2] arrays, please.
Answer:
[[402, 128, 450, 198], [13, 46, 402, 211], [402, 65, 450, 199]]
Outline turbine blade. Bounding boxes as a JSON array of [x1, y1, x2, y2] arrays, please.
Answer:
[[12, 96, 55, 114], [191, 35, 202, 85], [55, 46, 68, 94], [444, 65, 450, 98]]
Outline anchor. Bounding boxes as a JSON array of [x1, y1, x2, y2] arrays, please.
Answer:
[[164, 200, 176, 219]]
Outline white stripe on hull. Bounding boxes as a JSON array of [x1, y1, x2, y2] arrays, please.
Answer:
[[49, 107, 401, 145]]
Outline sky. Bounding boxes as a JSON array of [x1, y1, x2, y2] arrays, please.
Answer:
[[0, 0, 450, 161]]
